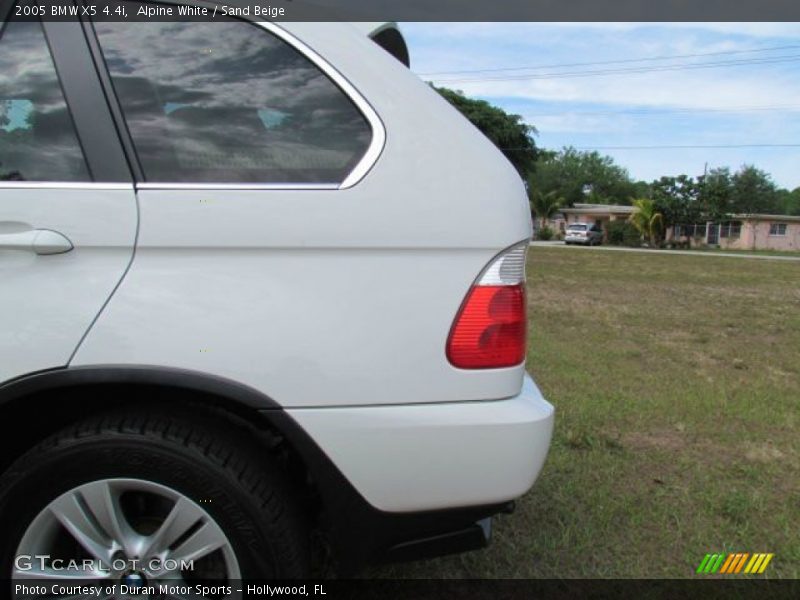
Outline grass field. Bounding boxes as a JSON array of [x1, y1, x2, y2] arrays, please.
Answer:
[[683, 246, 800, 258], [375, 247, 800, 579]]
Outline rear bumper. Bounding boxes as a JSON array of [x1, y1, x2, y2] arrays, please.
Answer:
[[286, 373, 554, 512], [266, 373, 553, 569]]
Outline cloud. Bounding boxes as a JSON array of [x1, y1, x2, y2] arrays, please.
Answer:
[[449, 70, 800, 112], [406, 22, 800, 112], [402, 22, 800, 188], [404, 22, 800, 42]]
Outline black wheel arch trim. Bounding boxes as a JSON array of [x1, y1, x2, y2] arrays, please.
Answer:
[[0, 364, 280, 410], [0, 364, 509, 571]]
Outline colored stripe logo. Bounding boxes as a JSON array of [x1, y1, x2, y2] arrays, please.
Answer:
[[696, 553, 773, 574]]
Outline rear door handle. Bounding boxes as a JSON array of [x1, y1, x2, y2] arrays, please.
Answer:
[[0, 229, 74, 255]]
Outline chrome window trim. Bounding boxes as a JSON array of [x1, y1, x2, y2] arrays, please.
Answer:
[[136, 183, 339, 191], [0, 182, 134, 190], [121, 19, 385, 191], [0, 20, 385, 191], [256, 22, 385, 190]]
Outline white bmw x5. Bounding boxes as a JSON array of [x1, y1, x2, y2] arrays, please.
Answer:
[[0, 0, 554, 581]]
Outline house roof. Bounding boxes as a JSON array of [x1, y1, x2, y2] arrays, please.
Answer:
[[731, 214, 800, 223], [561, 203, 635, 215], [556, 204, 800, 221]]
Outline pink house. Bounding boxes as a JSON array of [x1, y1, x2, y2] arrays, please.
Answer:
[[547, 204, 800, 251], [672, 214, 800, 251]]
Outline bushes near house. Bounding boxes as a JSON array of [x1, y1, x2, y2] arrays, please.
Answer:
[[606, 220, 641, 247], [537, 226, 555, 241], [665, 239, 691, 250]]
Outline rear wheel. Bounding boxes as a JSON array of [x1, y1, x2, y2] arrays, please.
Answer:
[[0, 407, 310, 585]]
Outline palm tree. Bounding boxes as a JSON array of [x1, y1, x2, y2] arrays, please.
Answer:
[[529, 189, 564, 231], [628, 198, 664, 247]]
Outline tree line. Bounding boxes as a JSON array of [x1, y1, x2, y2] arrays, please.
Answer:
[[435, 86, 800, 231]]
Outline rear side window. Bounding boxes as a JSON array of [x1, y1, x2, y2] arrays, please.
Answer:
[[0, 14, 90, 182], [94, 7, 372, 184]]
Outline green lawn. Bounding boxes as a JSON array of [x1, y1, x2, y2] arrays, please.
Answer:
[[375, 247, 800, 578], [676, 246, 800, 258]]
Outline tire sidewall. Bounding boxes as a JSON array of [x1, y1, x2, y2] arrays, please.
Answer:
[[0, 434, 288, 580]]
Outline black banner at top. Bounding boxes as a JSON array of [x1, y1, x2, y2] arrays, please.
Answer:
[[4, 0, 800, 22]]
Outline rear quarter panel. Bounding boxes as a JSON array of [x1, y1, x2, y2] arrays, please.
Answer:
[[73, 22, 532, 408]]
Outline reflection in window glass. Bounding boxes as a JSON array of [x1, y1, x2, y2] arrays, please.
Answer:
[[769, 223, 788, 236], [95, 11, 372, 184], [0, 18, 90, 182], [719, 221, 742, 239]]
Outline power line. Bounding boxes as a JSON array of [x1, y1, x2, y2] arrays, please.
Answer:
[[499, 144, 800, 150], [428, 54, 800, 83], [577, 144, 800, 149], [417, 43, 800, 76], [525, 105, 800, 118]]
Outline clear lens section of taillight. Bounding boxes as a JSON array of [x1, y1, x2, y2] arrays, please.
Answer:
[[446, 243, 528, 369]]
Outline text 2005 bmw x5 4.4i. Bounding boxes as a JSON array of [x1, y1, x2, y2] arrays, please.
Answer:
[[0, 1, 554, 581]]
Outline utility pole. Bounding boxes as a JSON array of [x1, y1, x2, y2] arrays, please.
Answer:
[[702, 162, 709, 244]]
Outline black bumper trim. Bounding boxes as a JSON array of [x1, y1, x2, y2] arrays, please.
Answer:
[[385, 517, 492, 563], [265, 410, 514, 571]]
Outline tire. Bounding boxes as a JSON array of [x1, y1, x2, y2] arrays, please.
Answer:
[[0, 407, 310, 582]]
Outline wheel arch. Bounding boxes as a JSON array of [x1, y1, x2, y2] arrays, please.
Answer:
[[0, 364, 281, 411], [0, 366, 329, 534], [0, 365, 505, 571]]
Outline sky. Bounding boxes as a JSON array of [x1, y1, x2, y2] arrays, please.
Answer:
[[401, 22, 800, 190]]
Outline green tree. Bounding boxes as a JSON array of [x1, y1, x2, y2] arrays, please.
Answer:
[[528, 187, 563, 230], [697, 167, 732, 219], [628, 198, 664, 246], [651, 174, 701, 228], [776, 187, 800, 216], [632, 180, 653, 200], [730, 165, 780, 214], [531, 147, 636, 207], [434, 86, 538, 176]]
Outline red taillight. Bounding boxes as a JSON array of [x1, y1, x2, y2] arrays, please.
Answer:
[[446, 243, 528, 369]]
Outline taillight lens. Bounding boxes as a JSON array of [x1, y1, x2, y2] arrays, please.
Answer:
[[446, 243, 528, 369]]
